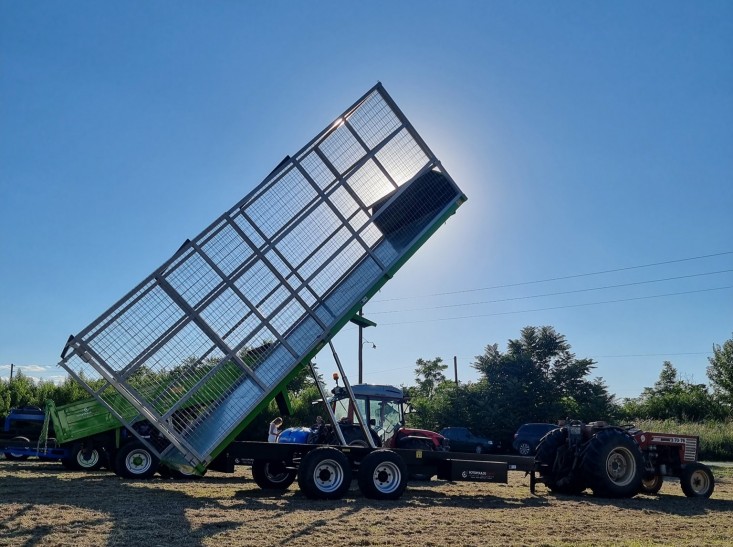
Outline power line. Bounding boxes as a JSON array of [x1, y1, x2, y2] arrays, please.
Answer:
[[372, 251, 733, 303], [378, 285, 733, 326], [369, 269, 733, 315]]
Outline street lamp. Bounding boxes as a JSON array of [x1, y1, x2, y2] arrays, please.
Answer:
[[351, 308, 376, 384]]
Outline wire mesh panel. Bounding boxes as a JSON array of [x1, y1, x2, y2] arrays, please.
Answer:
[[59, 83, 467, 468]]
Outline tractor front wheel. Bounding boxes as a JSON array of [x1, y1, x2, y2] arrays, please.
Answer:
[[680, 463, 714, 498]]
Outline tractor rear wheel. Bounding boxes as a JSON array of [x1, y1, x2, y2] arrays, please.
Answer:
[[535, 428, 585, 495], [639, 474, 664, 495], [297, 447, 352, 500], [680, 463, 714, 498], [581, 428, 643, 498], [357, 449, 408, 500], [252, 459, 297, 490]]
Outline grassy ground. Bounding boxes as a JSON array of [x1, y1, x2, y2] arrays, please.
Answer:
[[2, 460, 732, 547]]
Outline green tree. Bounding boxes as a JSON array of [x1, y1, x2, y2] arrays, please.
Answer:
[[707, 333, 733, 408], [621, 361, 724, 421], [414, 357, 447, 398], [470, 326, 616, 446]]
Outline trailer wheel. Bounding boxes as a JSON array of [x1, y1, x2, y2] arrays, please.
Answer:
[[297, 447, 352, 500], [582, 428, 643, 498], [358, 449, 408, 500], [71, 443, 103, 471], [639, 475, 664, 495], [3, 436, 31, 461], [252, 459, 297, 490], [680, 463, 715, 498], [115, 441, 159, 479], [535, 428, 585, 495]]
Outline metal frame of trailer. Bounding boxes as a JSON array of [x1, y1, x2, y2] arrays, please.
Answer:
[[58, 83, 468, 474]]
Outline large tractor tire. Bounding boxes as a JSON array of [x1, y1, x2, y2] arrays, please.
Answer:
[[534, 428, 585, 495], [297, 447, 352, 500], [357, 449, 408, 500], [252, 459, 297, 490], [680, 462, 714, 498], [581, 428, 643, 498], [114, 441, 159, 479]]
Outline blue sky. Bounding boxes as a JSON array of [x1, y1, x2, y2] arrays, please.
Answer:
[[1, 2, 731, 401]]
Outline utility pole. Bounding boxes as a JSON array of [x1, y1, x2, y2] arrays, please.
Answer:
[[10, 363, 14, 381], [454, 356, 458, 384], [358, 309, 364, 384]]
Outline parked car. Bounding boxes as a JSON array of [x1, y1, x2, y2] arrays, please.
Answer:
[[438, 427, 494, 454], [512, 423, 557, 456]]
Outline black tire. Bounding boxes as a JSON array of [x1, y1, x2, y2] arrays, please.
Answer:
[[581, 428, 643, 498], [639, 475, 664, 495], [71, 443, 103, 471], [680, 463, 714, 498], [297, 447, 352, 500], [3, 436, 31, 461], [252, 459, 297, 490], [517, 441, 532, 456], [358, 449, 408, 500], [115, 441, 159, 479], [535, 428, 585, 495]]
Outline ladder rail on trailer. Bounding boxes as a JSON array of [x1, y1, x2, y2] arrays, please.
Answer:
[[58, 83, 468, 474]]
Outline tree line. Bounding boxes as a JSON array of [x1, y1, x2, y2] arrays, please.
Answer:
[[407, 327, 733, 449], [2, 327, 731, 448]]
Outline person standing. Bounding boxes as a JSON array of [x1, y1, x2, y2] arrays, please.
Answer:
[[268, 417, 283, 442]]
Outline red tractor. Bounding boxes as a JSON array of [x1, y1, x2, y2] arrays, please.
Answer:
[[534, 420, 714, 498], [329, 384, 449, 452]]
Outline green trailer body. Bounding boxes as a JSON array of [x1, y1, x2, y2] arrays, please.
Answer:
[[46, 399, 121, 445], [58, 83, 466, 472]]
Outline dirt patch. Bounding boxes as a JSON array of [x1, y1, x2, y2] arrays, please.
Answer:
[[2, 461, 732, 546]]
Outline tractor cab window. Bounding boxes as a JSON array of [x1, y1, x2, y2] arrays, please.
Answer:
[[370, 398, 402, 444], [332, 396, 367, 426]]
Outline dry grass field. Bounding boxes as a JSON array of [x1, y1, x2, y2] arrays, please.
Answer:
[[1, 460, 732, 547]]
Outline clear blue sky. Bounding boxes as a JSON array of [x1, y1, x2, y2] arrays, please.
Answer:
[[1, 2, 731, 401]]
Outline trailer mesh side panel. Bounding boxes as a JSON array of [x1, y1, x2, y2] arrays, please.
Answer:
[[59, 83, 466, 467]]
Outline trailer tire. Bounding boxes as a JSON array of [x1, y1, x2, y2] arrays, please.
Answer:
[[535, 428, 585, 495], [582, 428, 643, 498], [297, 447, 352, 500], [680, 462, 714, 498], [115, 441, 158, 479], [358, 449, 408, 500], [71, 443, 103, 471], [639, 474, 664, 495], [252, 459, 297, 490], [3, 436, 31, 461]]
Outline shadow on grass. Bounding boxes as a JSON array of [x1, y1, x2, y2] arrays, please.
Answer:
[[0, 463, 243, 547]]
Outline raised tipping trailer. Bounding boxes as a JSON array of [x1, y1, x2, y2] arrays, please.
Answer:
[[58, 83, 470, 486]]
